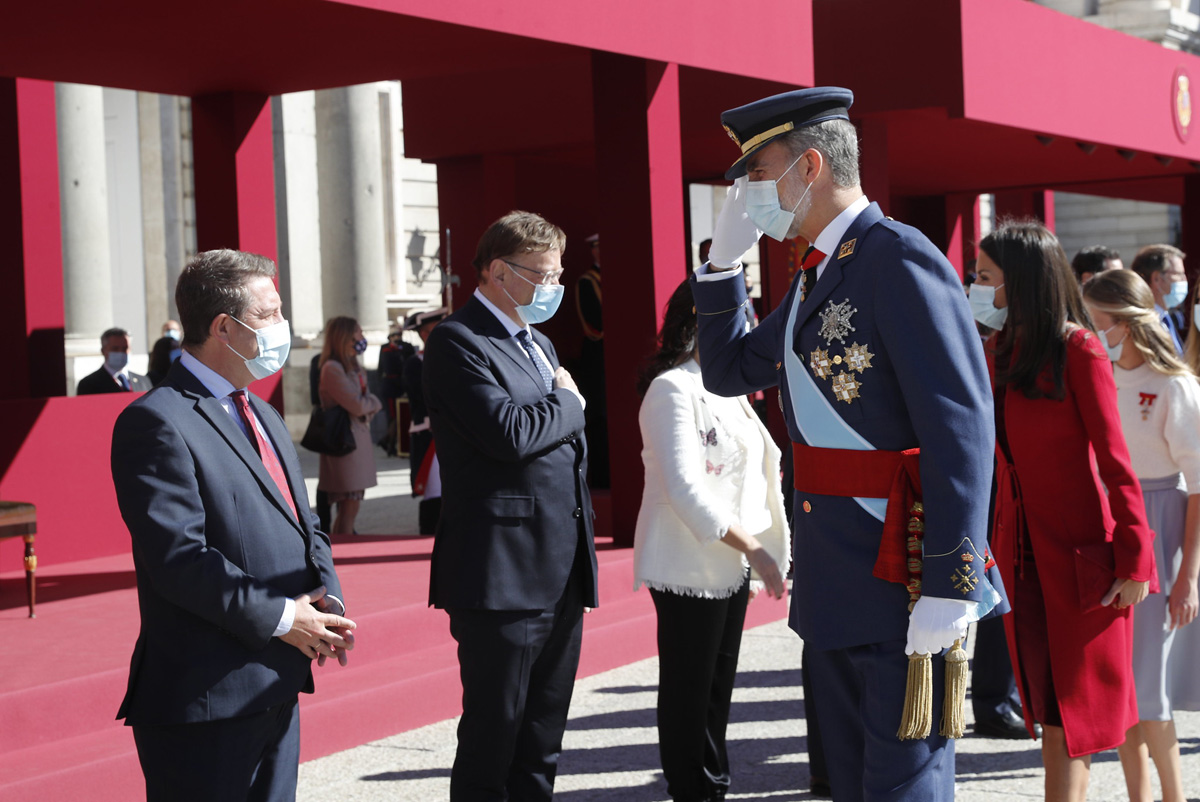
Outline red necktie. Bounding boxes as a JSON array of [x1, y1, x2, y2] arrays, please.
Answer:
[[800, 246, 826, 300], [231, 390, 298, 522]]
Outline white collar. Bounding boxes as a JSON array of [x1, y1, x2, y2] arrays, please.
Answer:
[[474, 288, 532, 339], [180, 349, 242, 399], [103, 362, 128, 380], [812, 194, 870, 259]]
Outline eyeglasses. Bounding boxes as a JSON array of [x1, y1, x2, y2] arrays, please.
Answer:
[[502, 259, 564, 286]]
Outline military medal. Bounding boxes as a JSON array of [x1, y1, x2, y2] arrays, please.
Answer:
[[844, 342, 874, 373], [830, 371, 861, 403], [819, 299, 857, 345], [810, 348, 833, 380]]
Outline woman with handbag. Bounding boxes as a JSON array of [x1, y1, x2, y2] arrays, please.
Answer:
[[971, 221, 1155, 802], [1084, 269, 1200, 802], [318, 316, 382, 534], [633, 280, 789, 802]]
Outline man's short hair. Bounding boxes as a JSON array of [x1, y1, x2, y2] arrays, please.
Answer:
[[781, 118, 861, 189], [1071, 245, 1120, 281], [472, 211, 566, 276], [100, 327, 129, 348], [175, 249, 277, 347], [1132, 244, 1186, 284]]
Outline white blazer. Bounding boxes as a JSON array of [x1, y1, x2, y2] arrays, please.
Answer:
[[633, 359, 791, 598]]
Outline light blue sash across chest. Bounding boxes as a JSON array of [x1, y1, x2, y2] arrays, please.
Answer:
[[783, 277, 888, 523]]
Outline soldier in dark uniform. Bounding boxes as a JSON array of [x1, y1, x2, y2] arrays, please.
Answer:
[[377, 324, 415, 457], [405, 308, 447, 533], [690, 87, 1007, 801], [575, 233, 609, 488]]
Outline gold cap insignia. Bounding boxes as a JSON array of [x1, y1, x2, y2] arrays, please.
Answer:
[[723, 124, 741, 148], [838, 239, 857, 259]]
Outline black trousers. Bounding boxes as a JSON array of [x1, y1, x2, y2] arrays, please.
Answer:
[[132, 698, 300, 802], [409, 429, 433, 494], [970, 613, 1021, 720], [650, 580, 750, 802], [446, 561, 586, 801]]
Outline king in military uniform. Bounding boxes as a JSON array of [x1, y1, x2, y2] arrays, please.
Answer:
[[691, 87, 1008, 801]]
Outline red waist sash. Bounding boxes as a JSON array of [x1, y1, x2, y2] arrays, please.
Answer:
[[792, 443, 922, 587]]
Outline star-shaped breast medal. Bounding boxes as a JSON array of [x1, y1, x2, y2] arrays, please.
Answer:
[[819, 299, 858, 345], [830, 371, 861, 404], [810, 348, 833, 380], [844, 342, 874, 374]]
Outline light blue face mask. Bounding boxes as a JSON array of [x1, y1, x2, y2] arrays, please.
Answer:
[[745, 153, 815, 242], [969, 283, 1008, 330], [502, 264, 565, 326], [1098, 325, 1127, 362], [227, 316, 292, 381], [1163, 280, 1189, 309]]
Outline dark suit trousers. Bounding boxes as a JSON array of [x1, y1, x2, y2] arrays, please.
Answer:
[[649, 580, 749, 802], [132, 698, 300, 802], [807, 641, 954, 802], [970, 614, 1021, 720], [447, 555, 586, 802]]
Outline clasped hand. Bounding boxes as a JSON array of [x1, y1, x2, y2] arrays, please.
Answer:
[[1101, 577, 1150, 611], [280, 585, 357, 667], [905, 596, 972, 656]]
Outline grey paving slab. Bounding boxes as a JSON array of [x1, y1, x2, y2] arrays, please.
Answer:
[[297, 616, 1200, 801]]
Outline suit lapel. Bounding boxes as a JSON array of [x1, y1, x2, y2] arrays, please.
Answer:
[[794, 202, 885, 336], [463, 297, 552, 393], [174, 364, 306, 537]]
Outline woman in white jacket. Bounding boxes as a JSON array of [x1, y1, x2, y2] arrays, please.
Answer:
[[634, 280, 790, 802]]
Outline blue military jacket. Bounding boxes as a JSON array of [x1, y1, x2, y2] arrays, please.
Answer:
[[691, 202, 1007, 650]]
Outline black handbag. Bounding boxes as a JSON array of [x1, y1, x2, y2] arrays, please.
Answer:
[[301, 404, 357, 456]]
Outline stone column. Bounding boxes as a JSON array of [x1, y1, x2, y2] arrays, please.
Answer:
[[315, 84, 389, 342], [56, 82, 113, 360]]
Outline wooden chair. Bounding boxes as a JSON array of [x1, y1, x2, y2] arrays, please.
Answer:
[[0, 501, 36, 618]]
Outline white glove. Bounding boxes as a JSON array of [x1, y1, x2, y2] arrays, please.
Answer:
[[707, 176, 763, 270], [905, 596, 973, 655]]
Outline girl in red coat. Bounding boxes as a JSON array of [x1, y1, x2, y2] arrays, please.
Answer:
[[970, 221, 1155, 802]]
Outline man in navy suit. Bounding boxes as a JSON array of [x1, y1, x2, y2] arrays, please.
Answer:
[[423, 211, 598, 802], [111, 249, 355, 802], [691, 88, 1005, 801]]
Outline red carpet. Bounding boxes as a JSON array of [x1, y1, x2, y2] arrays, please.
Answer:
[[0, 535, 788, 800]]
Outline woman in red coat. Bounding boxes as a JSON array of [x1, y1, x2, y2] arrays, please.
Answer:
[[970, 221, 1155, 802]]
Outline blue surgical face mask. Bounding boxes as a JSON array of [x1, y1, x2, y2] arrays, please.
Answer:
[[502, 265, 565, 325], [1098, 324, 1127, 362], [164, 328, 181, 341], [745, 153, 817, 242], [969, 283, 1008, 330], [354, 337, 368, 354], [1163, 280, 1189, 309], [227, 316, 292, 381], [106, 351, 129, 372]]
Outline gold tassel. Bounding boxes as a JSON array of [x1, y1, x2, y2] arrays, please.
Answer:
[[897, 651, 932, 740], [939, 638, 969, 738]]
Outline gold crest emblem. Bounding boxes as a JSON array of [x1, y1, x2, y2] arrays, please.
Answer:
[[838, 239, 857, 259], [810, 348, 833, 381], [952, 566, 978, 594], [830, 371, 861, 404], [844, 342, 875, 374], [722, 124, 741, 147]]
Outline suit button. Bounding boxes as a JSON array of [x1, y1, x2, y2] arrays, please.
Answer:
[[572, 508, 583, 518], [775, 361, 782, 370], [802, 500, 812, 513]]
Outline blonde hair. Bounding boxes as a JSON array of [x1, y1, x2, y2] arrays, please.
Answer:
[[1083, 269, 1193, 379], [1186, 280, 1200, 375]]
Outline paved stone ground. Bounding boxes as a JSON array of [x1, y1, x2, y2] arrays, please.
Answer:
[[294, 448, 1200, 800]]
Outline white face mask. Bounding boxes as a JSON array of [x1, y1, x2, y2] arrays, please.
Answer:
[[226, 316, 291, 381], [969, 283, 1008, 330], [1163, 280, 1189, 309], [1098, 324, 1127, 362], [745, 153, 817, 242]]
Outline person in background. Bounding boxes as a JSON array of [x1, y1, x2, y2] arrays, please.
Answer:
[[1071, 245, 1122, 285], [317, 316, 382, 535], [377, 325, 414, 457], [404, 310, 446, 482], [576, 232, 609, 489], [633, 279, 789, 802], [147, 335, 183, 387], [77, 327, 151, 394], [309, 352, 332, 534], [1083, 269, 1200, 802], [972, 220, 1155, 802], [162, 319, 182, 341], [1131, 244, 1188, 355]]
